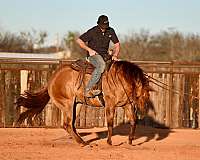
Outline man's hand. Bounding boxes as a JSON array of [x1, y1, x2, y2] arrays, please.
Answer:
[[112, 55, 119, 61], [76, 38, 97, 56], [88, 49, 97, 56]]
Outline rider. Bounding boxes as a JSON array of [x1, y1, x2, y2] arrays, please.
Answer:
[[76, 15, 120, 98]]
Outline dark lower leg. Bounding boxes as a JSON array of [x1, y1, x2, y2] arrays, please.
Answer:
[[129, 120, 136, 145], [64, 112, 87, 145], [125, 105, 137, 145], [107, 123, 113, 145], [106, 107, 115, 145]]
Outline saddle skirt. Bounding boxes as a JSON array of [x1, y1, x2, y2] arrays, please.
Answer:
[[70, 59, 105, 107], [71, 59, 95, 74]]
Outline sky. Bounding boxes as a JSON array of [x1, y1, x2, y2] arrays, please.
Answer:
[[1, 0, 200, 45]]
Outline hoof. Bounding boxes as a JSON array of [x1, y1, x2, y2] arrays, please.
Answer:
[[84, 143, 98, 148], [128, 140, 133, 145], [90, 143, 98, 147], [107, 140, 112, 145], [80, 141, 89, 147]]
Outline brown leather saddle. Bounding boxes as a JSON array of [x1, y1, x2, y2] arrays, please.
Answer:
[[71, 59, 103, 92], [70, 58, 113, 106], [70, 59, 105, 106], [71, 53, 112, 74], [71, 59, 95, 75], [70, 55, 113, 87]]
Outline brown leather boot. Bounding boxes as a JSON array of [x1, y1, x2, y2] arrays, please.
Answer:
[[85, 89, 101, 98]]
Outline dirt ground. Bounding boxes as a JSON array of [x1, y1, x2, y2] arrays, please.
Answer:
[[0, 125, 200, 160]]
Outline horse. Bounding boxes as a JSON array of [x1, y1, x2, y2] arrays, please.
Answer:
[[16, 60, 153, 146]]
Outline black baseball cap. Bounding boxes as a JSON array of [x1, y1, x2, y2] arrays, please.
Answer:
[[97, 15, 109, 29]]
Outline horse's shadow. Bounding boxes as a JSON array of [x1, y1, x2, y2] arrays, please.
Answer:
[[79, 100, 172, 145], [80, 115, 172, 145]]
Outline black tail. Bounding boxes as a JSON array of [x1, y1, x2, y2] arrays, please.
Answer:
[[15, 86, 50, 126]]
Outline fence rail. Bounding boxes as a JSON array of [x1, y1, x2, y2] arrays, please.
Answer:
[[0, 58, 199, 128]]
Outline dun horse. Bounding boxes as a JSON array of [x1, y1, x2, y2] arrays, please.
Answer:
[[16, 60, 153, 145]]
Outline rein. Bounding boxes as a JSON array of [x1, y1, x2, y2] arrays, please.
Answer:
[[116, 73, 137, 112], [145, 73, 200, 100]]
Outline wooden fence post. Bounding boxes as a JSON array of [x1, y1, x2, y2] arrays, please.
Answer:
[[199, 74, 200, 128], [0, 70, 5, 127], [166, 62, 173, 127]]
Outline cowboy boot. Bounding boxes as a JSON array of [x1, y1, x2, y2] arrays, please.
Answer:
[[85, 89, 101, 98]]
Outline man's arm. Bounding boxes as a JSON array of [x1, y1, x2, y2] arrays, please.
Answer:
[[76, 38, 97, 56], [112, 42, 120, 60]]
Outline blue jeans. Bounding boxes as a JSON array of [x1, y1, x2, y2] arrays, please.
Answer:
[[85, 54, 106, 92]]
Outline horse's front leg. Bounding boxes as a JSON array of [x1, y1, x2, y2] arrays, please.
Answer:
[[125, 105, 137, 145], [106, 106, 115, 145]]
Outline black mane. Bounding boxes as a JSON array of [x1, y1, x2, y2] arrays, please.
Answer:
[[113, 60, 146, 86]]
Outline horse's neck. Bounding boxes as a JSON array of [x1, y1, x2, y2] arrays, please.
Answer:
[[102, 64, 119, 90]]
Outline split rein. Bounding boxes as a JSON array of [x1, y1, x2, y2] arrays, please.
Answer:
[[144, 73, 200, 100]]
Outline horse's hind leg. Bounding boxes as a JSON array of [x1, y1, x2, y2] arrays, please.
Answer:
[[125, 105, 137, 145], [64, 115, 87, 146], [105, 106, 115, 145], [53, 98, 87, 146], [63, 103, 82, 133]]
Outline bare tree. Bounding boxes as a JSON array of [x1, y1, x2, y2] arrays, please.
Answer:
[[20, 29, 48, 52], [62, 31, 84, 59], [120, 30, 200, 61]]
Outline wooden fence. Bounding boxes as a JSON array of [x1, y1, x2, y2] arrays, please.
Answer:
[[0, 58, 199, 128]]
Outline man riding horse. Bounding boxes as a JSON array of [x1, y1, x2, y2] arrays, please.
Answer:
[[76, 15, 120, 98], [16, 15, 153, 146]]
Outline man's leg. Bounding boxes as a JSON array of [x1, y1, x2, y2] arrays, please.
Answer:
[[85, 54, 105, 97]]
